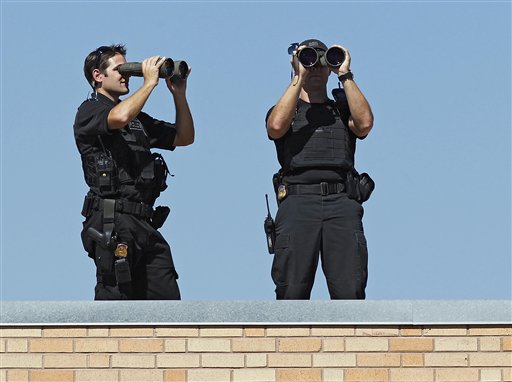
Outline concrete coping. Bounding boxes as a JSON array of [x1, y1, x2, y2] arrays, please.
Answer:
[[1, 300, 511, 326]]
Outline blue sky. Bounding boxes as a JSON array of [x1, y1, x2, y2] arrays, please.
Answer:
[[1, 1, 510, 301]]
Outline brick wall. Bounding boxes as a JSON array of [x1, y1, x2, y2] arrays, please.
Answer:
[[1, 324, 511, 382]]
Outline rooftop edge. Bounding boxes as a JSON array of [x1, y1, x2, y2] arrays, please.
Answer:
[[1, 300, 511, 326]]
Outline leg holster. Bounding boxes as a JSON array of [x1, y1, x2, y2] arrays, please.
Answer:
[[87, 199, 131, 285]]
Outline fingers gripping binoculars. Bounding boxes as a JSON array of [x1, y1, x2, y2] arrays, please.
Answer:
[[297, 46, 345, 68], [118, 58, 189, 81]]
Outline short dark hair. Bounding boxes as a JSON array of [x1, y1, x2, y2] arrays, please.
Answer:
[[299, 39, 327, 51], [83, 44, 127, 88]]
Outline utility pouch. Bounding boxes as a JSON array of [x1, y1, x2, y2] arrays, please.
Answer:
[[346, 171, 375, 203], [153, 153, 169, 192], [140, 159, 155, 181], [115, 259, 131, 284], [138, 153, 168, 190], [95, 152, 119, 196], [151, 206, 170, 229], [345, 172, 361, 201], [358, 173, 375, 203]]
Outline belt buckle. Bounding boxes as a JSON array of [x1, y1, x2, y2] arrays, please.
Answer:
[[320, 182, 328, 196]]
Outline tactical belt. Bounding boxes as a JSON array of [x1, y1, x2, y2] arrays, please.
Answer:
[[287, 182, 345, 196], [82, 196, 153, 219]]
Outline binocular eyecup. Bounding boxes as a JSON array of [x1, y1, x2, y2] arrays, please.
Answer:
[[118, 58, 189, 81], [297, 46, 345, 68]]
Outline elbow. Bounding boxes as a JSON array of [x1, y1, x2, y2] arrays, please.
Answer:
[[267, 121, 285, 140], [107, 110, 132, 130], [183, 135, 195, 146], [176, 119, 195, 146], [184, 127, 195, 146], [355, 113, 374, 137], [359, 120, 374, 137], [175, 132, 195, 147]]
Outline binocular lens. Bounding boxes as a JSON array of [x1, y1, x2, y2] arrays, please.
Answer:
[[161, 59, 175, 78], [325, 47, 345, 67], [176, 61, 189, 80], [163, 59, 188, 81], [298, 47, 319, 68]]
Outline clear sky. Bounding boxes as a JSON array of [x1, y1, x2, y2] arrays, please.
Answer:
[[1, 1, 510, 301]]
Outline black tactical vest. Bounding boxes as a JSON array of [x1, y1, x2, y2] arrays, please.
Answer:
[[276, 98, 356, 173], [81, 118, 168, 205]]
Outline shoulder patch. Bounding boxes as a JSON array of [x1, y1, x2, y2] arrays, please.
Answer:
[[129, 118, 143, 131]]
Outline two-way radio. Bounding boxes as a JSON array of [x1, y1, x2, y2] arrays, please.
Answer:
[[264, 194, 276, 254]]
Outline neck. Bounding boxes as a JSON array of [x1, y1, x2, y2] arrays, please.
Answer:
[[300, 88, 328, 104], [96, 88, 119, 103]]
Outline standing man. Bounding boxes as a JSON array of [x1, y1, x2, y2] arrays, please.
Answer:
[[74, 44, 194, 300], [266, 39, 374, 300]]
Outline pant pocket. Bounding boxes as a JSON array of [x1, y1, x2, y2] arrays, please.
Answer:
[[354, 230, 369, 291], [271, 234, 290, 287]]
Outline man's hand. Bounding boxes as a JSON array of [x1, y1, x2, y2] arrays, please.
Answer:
[[142, 56, 166, 88], [290, 45, 311, 81], [165, 67, 191, 97]]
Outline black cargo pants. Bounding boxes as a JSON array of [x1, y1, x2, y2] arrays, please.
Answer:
[[271, 192, 368, 299], [82, 211, 181, 300]]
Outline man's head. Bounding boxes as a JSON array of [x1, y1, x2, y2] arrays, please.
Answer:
[[293, 39, 330, 93], [299, 39, 328, 52], [84, 44, 128, 94], [296, 39, 330, 69]]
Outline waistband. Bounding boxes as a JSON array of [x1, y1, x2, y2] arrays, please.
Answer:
[[81, 196, 154, 219], [286, 182, 345, 196]]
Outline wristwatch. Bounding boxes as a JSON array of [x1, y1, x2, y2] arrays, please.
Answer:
[[338, 71, 354, 82]]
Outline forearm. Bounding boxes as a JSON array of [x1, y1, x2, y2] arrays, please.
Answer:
[[172, 94, 194, 146], [108, 82, 157, 130], [343, 78, 374, 137], [266, 75, 303, 139]]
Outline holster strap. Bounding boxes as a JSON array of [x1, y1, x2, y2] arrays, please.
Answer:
[[287, 182, 345, 196], [82, 196, 154, 219]]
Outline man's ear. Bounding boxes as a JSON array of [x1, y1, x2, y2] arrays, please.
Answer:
[[92, 68, 103, 86]]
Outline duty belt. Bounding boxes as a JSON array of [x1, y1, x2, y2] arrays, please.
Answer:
[[287, 182, 345, 196], [81, 196, 153, 219]]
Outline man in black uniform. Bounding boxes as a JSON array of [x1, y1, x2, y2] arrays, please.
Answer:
[[266, 39, 374, 300], [74, 44, 194, 300]]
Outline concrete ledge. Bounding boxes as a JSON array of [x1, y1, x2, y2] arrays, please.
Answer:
[[1, 300, 510, 326]]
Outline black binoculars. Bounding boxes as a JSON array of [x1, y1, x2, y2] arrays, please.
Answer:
[[297, 46, 345, 68], [118, 58, 189, 81]]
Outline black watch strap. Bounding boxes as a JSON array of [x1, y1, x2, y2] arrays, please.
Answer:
[[338, 71, 354, 82]]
